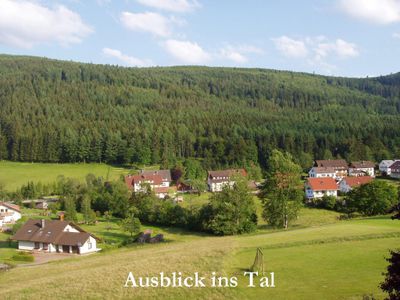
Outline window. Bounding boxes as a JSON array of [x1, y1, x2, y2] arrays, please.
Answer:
[[88, 242, 92, 249]]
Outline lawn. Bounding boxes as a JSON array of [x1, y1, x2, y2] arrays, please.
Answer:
[[0, 161, 130, 191], [0, 208, 398, 299]]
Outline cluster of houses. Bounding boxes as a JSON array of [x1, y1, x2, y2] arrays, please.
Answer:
[[305, 159, 375, 199], [124, 168, 254, 198]]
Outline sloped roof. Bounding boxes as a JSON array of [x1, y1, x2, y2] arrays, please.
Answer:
[[11, 219, 97, 245], [208, 169, 247, 179], [310, 167, 335, 174], [0, 202, 21, 212], [140, 170, 171, 182], [342, 176, 373, 187], [315, 159, 348, 169], [307, 177, 338, 191], [389, 160, 400, 170], [125, 174, 163, 188], [350, 161, 375, 168]]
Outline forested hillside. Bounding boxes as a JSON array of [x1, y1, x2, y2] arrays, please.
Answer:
[[0, 54, 399, 170]]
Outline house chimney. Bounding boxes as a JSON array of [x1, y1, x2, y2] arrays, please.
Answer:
[[41, 219, 45, 228]]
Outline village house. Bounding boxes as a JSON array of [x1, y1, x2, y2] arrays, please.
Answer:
[[339, 176, 373, 193], [305, 177, 338, 199], [308, 166, 336, 179], [379, 160, 396, 175], [207, 169, 247, 192], [389, 161, 400, 179], [139, 170, 172, 187], [314, 160, 348, 179], [0, 202, 21, 228], [348, 161, 375, 177], [12, 219, 100, 254], [125, 174, 170, 199]]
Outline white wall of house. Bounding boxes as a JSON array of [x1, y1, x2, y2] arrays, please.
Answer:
[[349, 167, 375, 177], [63, 225, 79, 233], [390, 172, 400, 179], [339, 181, 352, 193], [308, 169, 336, 178], [79, 236, 98, 254], [160, 181, 170, 187], [0, 205, 21, 224], [208, 180, 234, 192], [306, 189, 337, 199], [18, 241, 35, 251]]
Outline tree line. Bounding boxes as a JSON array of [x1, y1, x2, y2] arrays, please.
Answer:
[[1, 55, 400, 171]]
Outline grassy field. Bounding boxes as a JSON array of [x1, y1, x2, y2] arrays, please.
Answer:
[[0, 161, 130, 191], [0, 207, 398, 299]]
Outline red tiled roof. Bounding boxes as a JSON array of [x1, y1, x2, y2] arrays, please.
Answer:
[[307, 178, 338, 191], [125, 174, 163, 188], [0, 202, 21, 212], [342, 176, 373, 187]]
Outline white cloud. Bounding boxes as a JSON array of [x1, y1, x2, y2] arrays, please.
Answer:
[[102, 48, 152, 67], [273, 35, 359, 60], [219, 44, 264, 64], [136, 0, 201, 13], [314, 39, 359, 60], [339, 0, 400, 24], [272, 36, 308, 58], [220, 48, 248, 64], [0, 0, 92, 48], [164, 39, 211, 64], [120, 11, 174, 37]]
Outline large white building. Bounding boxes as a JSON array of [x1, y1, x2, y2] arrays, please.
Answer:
[[125, 173, 171, 199], [314, 160, 348, 179], [308, 167, 336, 179], [12, 219, 100, 254], [0, 202, 21, 228], [207, 169, 247, 192]]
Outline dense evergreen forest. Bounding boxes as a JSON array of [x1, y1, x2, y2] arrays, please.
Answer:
[[0, 54, 400, 170]]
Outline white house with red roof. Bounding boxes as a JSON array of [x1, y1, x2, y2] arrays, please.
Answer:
[[339, 176, 373, 193], [125, 174, 170, 199], [0, 202, 21, 227], [305, 177, 338, 199], [139, 170, 171, 187]]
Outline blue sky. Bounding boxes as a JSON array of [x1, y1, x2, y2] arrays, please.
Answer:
[[0, 0, 400, 77]]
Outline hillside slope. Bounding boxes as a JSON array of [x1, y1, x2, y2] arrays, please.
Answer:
[[0, 55, 399, 169]]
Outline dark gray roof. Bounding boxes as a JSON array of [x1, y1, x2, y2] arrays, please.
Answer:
[[12, 219, 97, 246]]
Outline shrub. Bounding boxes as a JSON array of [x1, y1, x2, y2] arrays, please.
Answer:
[[11, 252, 34, 262]]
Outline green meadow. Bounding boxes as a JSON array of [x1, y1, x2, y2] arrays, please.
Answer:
[[0, 161, 129, 191], [0, 206, 398, 299]]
